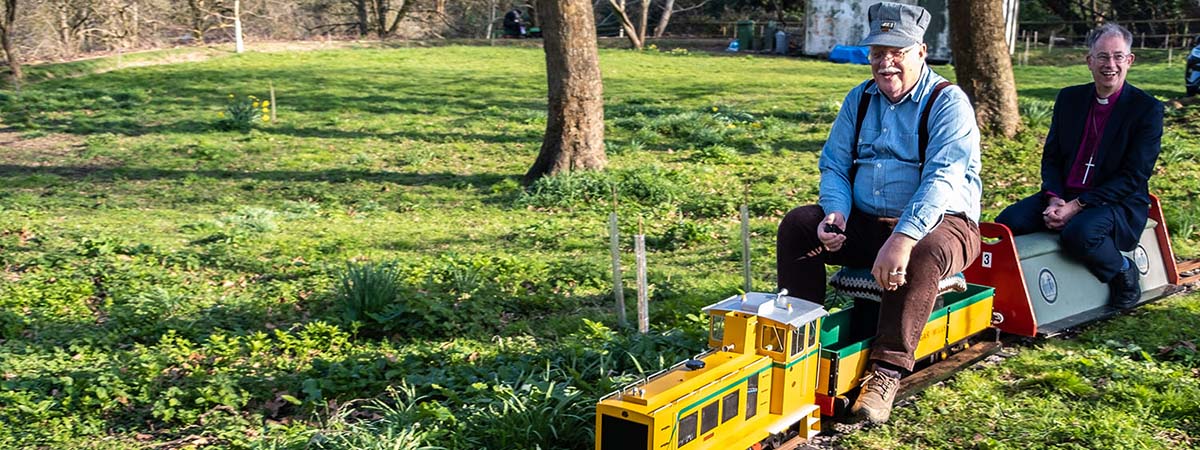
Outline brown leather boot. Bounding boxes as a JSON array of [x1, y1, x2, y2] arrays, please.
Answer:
[[850, 369, 900, 423]]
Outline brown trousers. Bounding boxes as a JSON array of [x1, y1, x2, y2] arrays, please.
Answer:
[[776, 205, 980, 371]]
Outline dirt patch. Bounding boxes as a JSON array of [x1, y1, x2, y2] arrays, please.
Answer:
[[0, 127, 121, 175]]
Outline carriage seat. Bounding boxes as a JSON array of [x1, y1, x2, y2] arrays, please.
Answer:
[[830, 267, 967, 302]]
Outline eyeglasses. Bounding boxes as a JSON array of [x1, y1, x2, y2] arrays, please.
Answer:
[[869, 44, 919, 63], [1090, 52, 1130, 63]]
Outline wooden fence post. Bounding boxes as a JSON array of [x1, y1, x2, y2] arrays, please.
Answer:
[[740, 204, 751, 293]]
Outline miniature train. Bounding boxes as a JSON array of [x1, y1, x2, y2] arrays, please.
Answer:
[[594, 196, 1183, 450]]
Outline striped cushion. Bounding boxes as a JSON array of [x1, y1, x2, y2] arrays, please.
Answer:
[[830, 267, 966, 302]]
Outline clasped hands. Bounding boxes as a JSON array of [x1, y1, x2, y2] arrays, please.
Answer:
[[1043, 197, 1083, 230]]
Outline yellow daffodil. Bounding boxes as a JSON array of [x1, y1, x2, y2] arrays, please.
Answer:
[[228, 93, 234, 99], [252, 101, 260, 108], [262, 116, 270, 122], [712, 106, 718, 112], [262, 100, 270, 107], [217, 112, 225, 118], [262, 109, 269, 115]]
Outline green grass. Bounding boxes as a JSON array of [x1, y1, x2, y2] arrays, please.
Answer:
[[1, 45, 1198, 449]]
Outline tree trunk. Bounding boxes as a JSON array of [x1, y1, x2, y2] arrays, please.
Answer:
[[371, 0, 386, 38], [234, 0, 244, 53], [637, 0, 649, 45], [525, 0, 606, 184], [653, 0, 674, 38], [949, 0, 1020, 138], [485, 0, 495, 39], [608, 0, 643, 49], [0, 0, 20, 82], [385, 0, 411, 36], [353, 0, 368, 36]]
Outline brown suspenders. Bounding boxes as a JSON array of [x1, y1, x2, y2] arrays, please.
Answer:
[[848, 79, 955, 183]]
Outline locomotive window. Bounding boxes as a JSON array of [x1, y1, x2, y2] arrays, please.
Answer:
[[700, 401, 719, 434], [721, 391, 739, 423], [710, 315, 725, 342], [807, 322, 818, 348], [760, 325, 785, 353], [678, 412, 697, 447], [746, 375, 759, 419], [790, 327, 802, 356]]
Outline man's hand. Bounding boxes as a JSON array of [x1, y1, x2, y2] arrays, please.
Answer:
[[816, 213, 847, 252], [1045, 199, 1083, 230], [872, 233, 916, 291], [1042, 197, 1067, 229]]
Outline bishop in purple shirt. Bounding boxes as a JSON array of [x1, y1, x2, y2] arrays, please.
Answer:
[[996, 23, 1163, 310]]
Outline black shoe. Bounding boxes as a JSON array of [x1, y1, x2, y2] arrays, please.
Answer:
[[1109, 257, 1140, 310]]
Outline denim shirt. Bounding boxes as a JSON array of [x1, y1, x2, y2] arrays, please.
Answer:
[[818, 65, 982, 241]]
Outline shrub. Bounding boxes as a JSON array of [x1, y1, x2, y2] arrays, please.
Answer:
[[680, 195, 735, 219], [216, 93, 271, 132], [692, 144, 738, 163], [336, 262, 406, 328], [652, 220, 718, 250], [456, 381, 592, 450], [312, 383, 448, 450], [519, 166, 688, 210], [1019, 97, 1054, 128], [519, 171, 612, 209]]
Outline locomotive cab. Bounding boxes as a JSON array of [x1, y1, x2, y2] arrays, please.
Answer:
[[595, 292, 827, 450]]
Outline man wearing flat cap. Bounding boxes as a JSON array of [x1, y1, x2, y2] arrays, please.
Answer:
[[776, 1, 981, 423]]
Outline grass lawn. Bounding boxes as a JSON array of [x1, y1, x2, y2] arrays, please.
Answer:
[[1, 44, 1198, 449]]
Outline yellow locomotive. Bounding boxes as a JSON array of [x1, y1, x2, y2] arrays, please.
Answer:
[[595, 291, 826, 450], [595, 283, 996, 450]]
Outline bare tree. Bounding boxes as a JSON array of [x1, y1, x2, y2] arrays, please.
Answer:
[[525, 0, 605, 184], [1, 0, 21, 82], [652, 0, 706, 38], [605, 0, 706, 47], [46, 0, 94, 57], [367, 0, 414, 39], [949, 0, 1020, 138], [607, 0, 649, 49]]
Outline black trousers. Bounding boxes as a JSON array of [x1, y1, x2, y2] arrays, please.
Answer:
[[995, 194, 1127, 282], [776, 205, 980, 371]]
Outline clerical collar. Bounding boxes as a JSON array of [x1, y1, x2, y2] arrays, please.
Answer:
[[1094, 85, 1123, 105]]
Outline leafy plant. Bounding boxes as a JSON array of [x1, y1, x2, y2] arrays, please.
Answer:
[[652, 219, 717, 250], [337, 261, 406, 327], [1019, 97, 1054, 128], [217, 93, 271, 132], [313, 383, 447, 450], [693, 144, 737, 163], [457, 381, 592, 450]]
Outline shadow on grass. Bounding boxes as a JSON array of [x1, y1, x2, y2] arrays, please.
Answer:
[[0, 164, 512, 191]]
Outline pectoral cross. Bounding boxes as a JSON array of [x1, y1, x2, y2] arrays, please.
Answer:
[[1082, 156, 1096, 185]]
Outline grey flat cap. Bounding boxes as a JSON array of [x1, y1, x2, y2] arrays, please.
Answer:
[[859, 2, 930, 48]]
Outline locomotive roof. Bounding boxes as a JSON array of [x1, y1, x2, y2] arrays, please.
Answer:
[[702, 292, 827, 327]]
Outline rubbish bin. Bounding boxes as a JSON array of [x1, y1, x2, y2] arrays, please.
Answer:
[[763, 21, 777, 53], [736, 20, 755, 54], [775, 30, 788, 55]]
